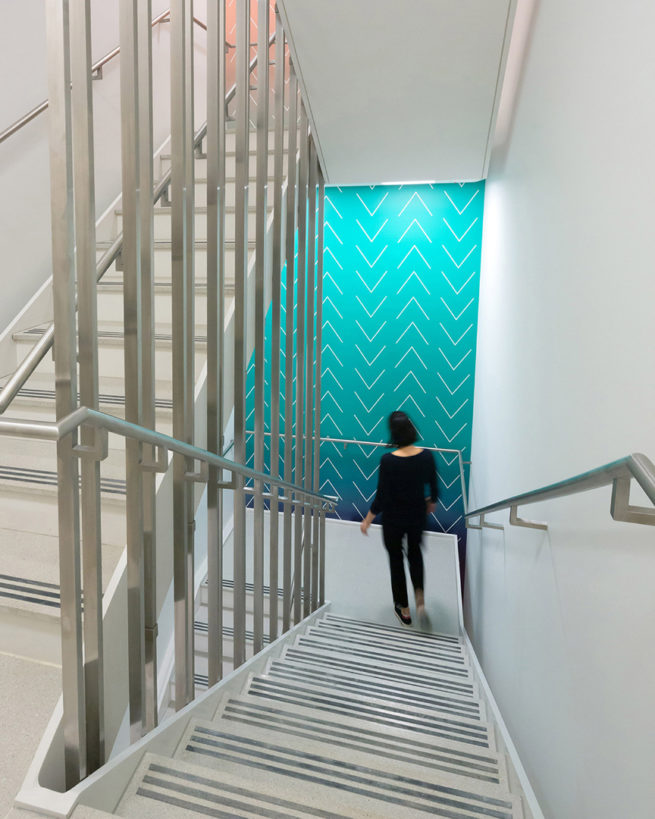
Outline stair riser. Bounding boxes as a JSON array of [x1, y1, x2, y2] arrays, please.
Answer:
[[96, 244, 253, 281], [192, 177, 276, 208], [160, 153, 277, 179], [97, 287, 210, 330], [114, 208, 267, 243]]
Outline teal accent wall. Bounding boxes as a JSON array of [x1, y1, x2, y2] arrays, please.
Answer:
[[246, 181, 484, 543]]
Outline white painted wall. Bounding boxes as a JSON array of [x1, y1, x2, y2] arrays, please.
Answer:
[[467, 0, 655, 817], [0, 0, 208, 341]]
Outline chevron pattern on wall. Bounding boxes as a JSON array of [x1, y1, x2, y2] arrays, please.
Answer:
[[245, 181, 484, 542]]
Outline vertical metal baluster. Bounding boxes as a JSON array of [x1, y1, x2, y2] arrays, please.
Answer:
[[313, 168, 325, 610], [252, 0, 269, 656], [119, 0, 145, 738], [293, 102, 308, 625], [183, 0, 196, 707], [207, 0, 226, 688], [282, 72, 298, 630], [233, 0, 251, 668], [170, 0, 191, 709], [137, 0, 158, 733], [70, 0, 103, 771], [268, 18, 285, 642], [304, 139, 317, 615], [46, 0, 85, 787]]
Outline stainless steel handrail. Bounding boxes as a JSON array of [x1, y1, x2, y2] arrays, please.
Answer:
[[0, 10, 209, 146], [466, 453, 655, 530], [0, 32, 275, 416], [0, 407, 336, 511], [246, 430, 470, 514]]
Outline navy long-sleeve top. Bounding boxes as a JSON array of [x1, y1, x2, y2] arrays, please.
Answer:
[[370, 449, 438, 526]]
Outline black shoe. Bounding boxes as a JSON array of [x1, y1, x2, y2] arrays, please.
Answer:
[[394, 605, 412, 626]]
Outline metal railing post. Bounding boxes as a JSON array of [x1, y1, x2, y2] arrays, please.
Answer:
[[252, 0, 270, 656], [206, 0, 227, 688], [268, 17, 286, 641], [293, 101, 308, 624], [136, 0, 158, 732], [45, 0, 85, 787], [232, 0, 251, 668], [282, 70, 298, 631], [70, 0, 104, 772]]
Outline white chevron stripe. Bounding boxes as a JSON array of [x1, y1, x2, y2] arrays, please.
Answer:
[[355, 270, 387, 293], [321, 414, 343, 435], [438, 453, 460, 467], [354, 462, 379, 481], [355, 295, 387, 318], [356, 245, 388, 268], [356, 444, 378, 460], [323, 321, 343, 342], [325, 196, 343, 218], [321, 344, 343, 364], [354, 485, 376, 503], [354, 346, 385, 368], [397, 245, 431, 270], [397, 270, 430, 295], [439, 495, 463, 512], [444, 189, 479, 215], [441, 297, 474, 321], [398, 191, 433, 217], [435, 396, 469, 420], [324, 272, 343, 295], [355, 320, 385, 343], [322, 391, 344, 412], [435, 420, 467, 443], [442, 244, 477, 269], [395, 346, 428, 370], [438, 474, 462, 489], [397, 218, 432, 244], [320, 458, 344, 479], [440, 323, 473, 346], [443, 216, 478, 242], [397, 321, 429, 345], [396, 296, 429, 321], [439, 348, 472, 371], [441, 270, 476, 295], [325, 222, 343, 245], [355, 416, 382, 436], [356, 191, 389, 216], [437, 372, 471, 395], [323, 296, 343, 319], [394, 370, 427, 395], [398, 394, 426, 418], [325, 246, 343, 269], [320, 478, 341, 496], [355, 367, 385, 389], [356, 218, 388, 242], [355, 391, 384, 414], [321, 368, 342, 389], [351, 502, 367, 518]]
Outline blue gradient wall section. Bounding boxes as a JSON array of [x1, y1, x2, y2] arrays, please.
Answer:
[[245, 181, 484, 543]]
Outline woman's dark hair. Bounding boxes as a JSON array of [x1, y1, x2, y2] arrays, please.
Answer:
[[388, 411, 418, 448]]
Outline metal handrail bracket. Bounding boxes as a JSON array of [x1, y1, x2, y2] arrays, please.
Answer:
[[466, 453, 655, 531]]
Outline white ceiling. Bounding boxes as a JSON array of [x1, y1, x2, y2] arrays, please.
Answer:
[[278, 0, 515, 185]]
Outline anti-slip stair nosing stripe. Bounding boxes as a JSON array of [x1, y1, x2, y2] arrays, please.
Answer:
[[324, 613, 462, 643], [0, 572, 59, 590], [309, 628, 467, 663], [146, 761, 348, 818], [140, 776, 344, 819], [185, 737, 514, 819], [194, 621, 271, 644], [266, 665, 481, 718], [219, 709, 501, 784], [0, 589, 60, 608], [191, 726, 513, 811], [246, 688, 491, 749], [0, 466, 126, 495], [223, 698, 499, 765], [0, 580, 60, 600], [297, 637, 471, 678], [18, 327, 209, 345], [248, 680, 489, 743], [16, 387, 174, 409], [319, 617, 463, 650], [272, 658, 478, 705], [283, 648, 475, 696]]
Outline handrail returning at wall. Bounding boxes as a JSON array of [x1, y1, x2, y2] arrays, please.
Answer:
[[0, 31, 275, 415], [0, 407, 336, 511], [0, 10, 209, 146], [466, 453, 655, 531]]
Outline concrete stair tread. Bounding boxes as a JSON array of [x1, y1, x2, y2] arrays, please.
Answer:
[[296, 630, 473, 683], [272, 651, 484, 716], [13, 326, 210, 347], [172, 718, 520, 819], [181, 713, 515, 808], [281, 643, 480, 701]]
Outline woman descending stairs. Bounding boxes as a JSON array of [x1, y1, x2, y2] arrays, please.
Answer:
[[111, 612, 528, 819]]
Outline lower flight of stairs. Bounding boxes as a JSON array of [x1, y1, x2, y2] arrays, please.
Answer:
[[83, 612, 528, 819]]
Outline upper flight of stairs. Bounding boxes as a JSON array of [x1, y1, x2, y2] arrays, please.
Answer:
[[75, 612, 530, 819]]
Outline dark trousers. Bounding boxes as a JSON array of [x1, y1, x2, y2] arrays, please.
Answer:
[[382, 522, 424, 608]]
